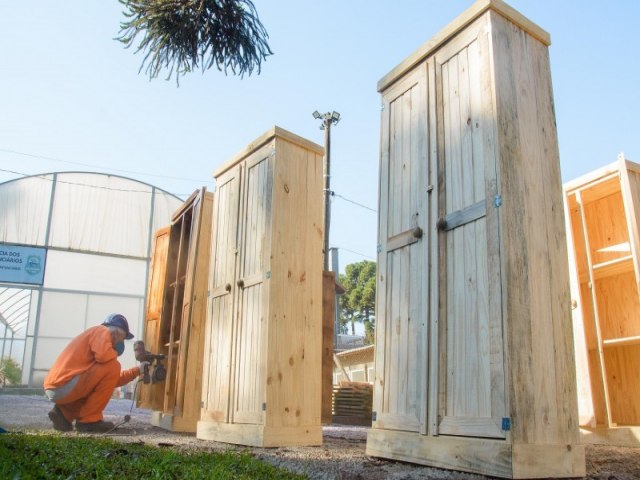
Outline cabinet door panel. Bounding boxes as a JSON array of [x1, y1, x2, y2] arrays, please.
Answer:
[[233, 149, 272, 424], [436, 28, 505, 439], [374, 65, 428, 433], [203, 166, 241, 422], [138, 226, 170, 411]]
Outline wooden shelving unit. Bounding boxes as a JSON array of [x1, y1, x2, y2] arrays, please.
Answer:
[[565, 155, 640, 446], [137, 188, 213, 432]]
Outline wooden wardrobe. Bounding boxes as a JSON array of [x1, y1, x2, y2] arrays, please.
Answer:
[[138, 188, 213, 432], [197, 126, 324, 447], [565, 155, 640, 446], [365, 1, 584, 477]]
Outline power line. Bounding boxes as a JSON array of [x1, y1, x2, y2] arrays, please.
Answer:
[[0, 168, 193, 197], [333, 246, 376, 261], [0, 148, 211, 184], [331, 192, 377, 213]]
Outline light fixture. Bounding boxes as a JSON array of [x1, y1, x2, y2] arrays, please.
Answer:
[[312, 110, 321, 120]]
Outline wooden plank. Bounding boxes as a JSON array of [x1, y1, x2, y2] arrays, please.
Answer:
[[386, 227, 421, 252], [372, 80, 391, 431], [367, 428, 512, 478], [576, 190, 612, 426], [619, 160, 640, 293], [426, 58, 439, 436], [442, 200, 486, 231], [564, 192, 597, 427], [511, 443, 586, 479], [197, 421, 322, 447], [367, 429, 585, 479]]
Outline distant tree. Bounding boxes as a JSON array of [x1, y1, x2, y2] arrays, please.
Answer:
[[0, 357, 22, 386], [338, 260, 376, 344], [116, 0, 272, 83]]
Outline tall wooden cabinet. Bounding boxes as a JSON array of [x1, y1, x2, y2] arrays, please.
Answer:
[[138, 188, 213, 432], [197, 126, 324, 447], [565, 155, 640, 445], [365, 1, 584, 478]]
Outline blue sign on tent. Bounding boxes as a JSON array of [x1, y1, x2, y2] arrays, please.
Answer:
[[0, 244, 47, 285]]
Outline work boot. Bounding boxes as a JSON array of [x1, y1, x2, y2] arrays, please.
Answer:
[[48, 405, 72, 432], [75, 420, 115, 433]]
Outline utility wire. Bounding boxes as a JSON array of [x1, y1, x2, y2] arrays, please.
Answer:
[[331, 192, 377, 213], [0, 168, 193, 197], [0, 148, 211, 184], [333, 246, 376, 261]]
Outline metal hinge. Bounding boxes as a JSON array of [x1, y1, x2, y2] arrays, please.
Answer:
[[426, 185, 433, 193], [380, 104, 385, 111], [501, 417, 511, 431], [262, 402, 267, 412], [372, 411, 377, 421], [494, 195, 503, 208], [201, 401, 204, 408], [377, 244, 382, 254], [265, 271, 271, 279]]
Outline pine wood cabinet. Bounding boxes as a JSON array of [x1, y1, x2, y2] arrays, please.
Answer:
[[197, 126, 324, 447], [565, 155, 640, 446], [138, 188, 213, 432], [365, 1, 584, 477]]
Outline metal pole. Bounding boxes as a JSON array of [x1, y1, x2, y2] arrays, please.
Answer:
[[9, 331, 14, 361], [1, 323, 6, 359], [323, 120, 331, 271], [330, 248, 340, 349]]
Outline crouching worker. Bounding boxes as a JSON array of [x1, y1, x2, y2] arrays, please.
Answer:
[[43, 313, 147, 433]]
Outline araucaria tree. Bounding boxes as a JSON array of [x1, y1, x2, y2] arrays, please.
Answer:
[[338, 260, 376, 344], [117, 0, 272, 83]]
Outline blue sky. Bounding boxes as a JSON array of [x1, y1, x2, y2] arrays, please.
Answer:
[[1, 1, 639, 271]]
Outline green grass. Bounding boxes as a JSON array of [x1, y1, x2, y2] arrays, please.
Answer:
[[0, 433, 306, 479]]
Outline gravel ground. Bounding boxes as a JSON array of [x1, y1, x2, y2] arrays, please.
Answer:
[[1, 394, 639, 479]]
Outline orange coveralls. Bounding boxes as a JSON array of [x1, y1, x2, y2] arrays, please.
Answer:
[[44, 325, 139, 423]]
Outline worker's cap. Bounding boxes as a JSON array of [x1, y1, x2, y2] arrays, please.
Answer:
[[102, 313, 134, 340]]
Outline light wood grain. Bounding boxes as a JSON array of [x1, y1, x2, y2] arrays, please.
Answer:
[[137, 226, 170, 411], [370, 2, 583, 476], [199, 127, 323, 447]]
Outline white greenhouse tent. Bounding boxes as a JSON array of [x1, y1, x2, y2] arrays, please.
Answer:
[[0, 172, 185, 387]]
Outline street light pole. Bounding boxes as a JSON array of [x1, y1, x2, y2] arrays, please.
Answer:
[[312, 110, 340, 271]]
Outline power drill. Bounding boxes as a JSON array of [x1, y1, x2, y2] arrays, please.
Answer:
[[133, 340, 167, 384]]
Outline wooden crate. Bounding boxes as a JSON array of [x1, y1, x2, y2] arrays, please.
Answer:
[[565, 155, 640, 446], [365, 1, 584, 478], [138, 188, 213, 432], [197, 126, 324, 447]]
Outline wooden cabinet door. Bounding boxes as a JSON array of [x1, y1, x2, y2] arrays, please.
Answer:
[[232, 144, 273, 425], [434, 20, 506, 439], [373, 65, 429, 433], [203, 166, 241, 422], [138, 226, 170, 410]]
